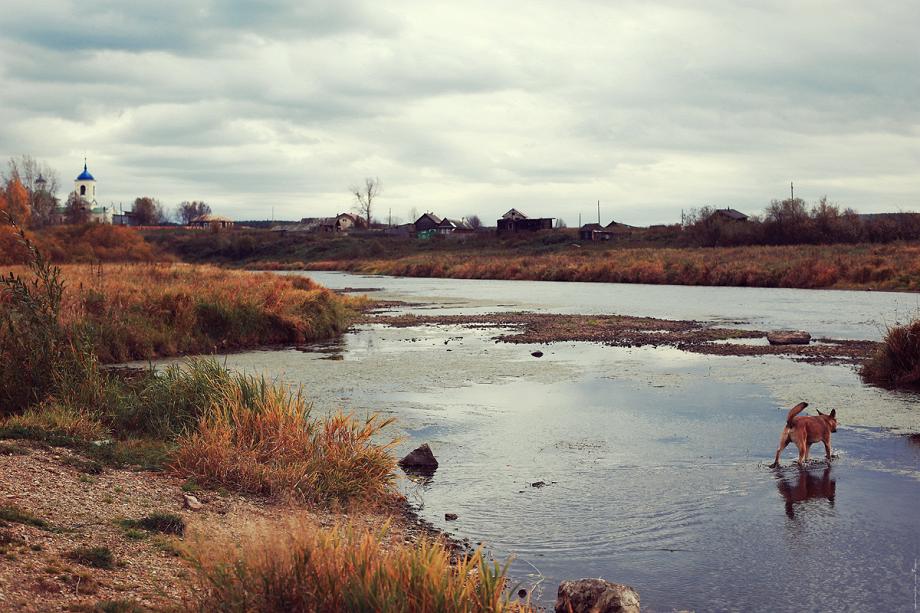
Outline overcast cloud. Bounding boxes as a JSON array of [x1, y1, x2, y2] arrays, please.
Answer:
[[1, 0, 918, 224]]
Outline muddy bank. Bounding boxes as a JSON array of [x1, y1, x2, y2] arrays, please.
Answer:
[[364, 311, 880, 365]]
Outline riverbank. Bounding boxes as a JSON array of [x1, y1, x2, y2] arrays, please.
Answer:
[[2, 263, 360, 363], [303, 242, 920, 291], [0, 443, 464, 612]]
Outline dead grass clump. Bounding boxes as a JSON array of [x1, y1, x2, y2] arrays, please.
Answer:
[[860, 318, 920, 388], [171, 373, 398, 505], [190, 520, 532, 613], [120, 513, 186, 536], [0, 504, 50, 529]]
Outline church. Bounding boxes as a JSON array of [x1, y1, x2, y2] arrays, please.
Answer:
[[54, 160, 111, 224]]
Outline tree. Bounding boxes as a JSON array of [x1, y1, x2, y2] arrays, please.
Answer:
[[0, 177, 31, 227], [176, 200, 211, 224], [132, 197, 166, 225], [407, 207, 419, 224], [5, 156, 60, 228], [64, 193, 91, 224], [467, 214, 483, 229], [554, 218, 567, 229], [351, 177, 380, 227]]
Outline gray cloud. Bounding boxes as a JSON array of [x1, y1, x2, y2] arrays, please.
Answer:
[[1, 0, 918, 224]]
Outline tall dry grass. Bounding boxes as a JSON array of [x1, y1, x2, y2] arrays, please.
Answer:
[[171, 365, 398, 504], [2, 263, 359, 363], [860, 319, 920, 388], [189, 519, 532, 613], [311, 242, 920, 291]]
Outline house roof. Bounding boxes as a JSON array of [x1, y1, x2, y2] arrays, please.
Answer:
[[580, 223, 605, 231], [415, 212, 442, 225], [502, 208, 528, 220], [441, 218, 473, 230], [714, 208, 748, 220], [605, 220, 635, 229]]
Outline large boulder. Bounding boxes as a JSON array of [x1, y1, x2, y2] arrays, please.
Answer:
[[398, 443, 439, 470], [767, 330, 811, 345], [555, 578, 640, 613]]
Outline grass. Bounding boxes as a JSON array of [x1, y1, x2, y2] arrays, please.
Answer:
[[120, 513, 186, 536], [860, 318, 920, 388], [171, 368, 398, 505], [0, 504, 49, 529], [310, 241, 920, 291], [67, 545, 115, 569], [1, 263, 360, 366], [189, 519, 532, 613]]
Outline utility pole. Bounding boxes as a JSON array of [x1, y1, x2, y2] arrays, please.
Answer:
[[578, 212, 582, 228], [790, 182, 794, 201], [389, 208, 392, 227], [597, 200, 601, 224]]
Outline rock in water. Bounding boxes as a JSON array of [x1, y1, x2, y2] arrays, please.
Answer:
[[766, 330, 811, 345], [445, 513, 458, 521], [532, 350, 544, 358], [555, 578, 640, 613], [398, 443, 439, 469]]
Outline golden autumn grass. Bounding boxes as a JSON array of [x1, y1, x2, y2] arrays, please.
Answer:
[[2, 263, 360, 363], [307, 242, 920, 291], [188, 518, 533, 613]]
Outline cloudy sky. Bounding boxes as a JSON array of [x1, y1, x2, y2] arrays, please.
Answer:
[[1, 1, 918, 224]]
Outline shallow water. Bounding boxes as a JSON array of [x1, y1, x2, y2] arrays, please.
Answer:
[[169, 273, 920, 611]]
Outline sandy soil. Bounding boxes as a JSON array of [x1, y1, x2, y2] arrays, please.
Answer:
[[0, 442, 442, 612]]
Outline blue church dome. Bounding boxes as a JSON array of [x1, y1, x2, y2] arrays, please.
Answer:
[[76, 162, 95, 181]]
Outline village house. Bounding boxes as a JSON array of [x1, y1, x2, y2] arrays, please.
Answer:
[[413, 212, 443, 234], [710, 208, 749, 222], [190, 214, 234, 231], [496, 209, 554, 235], [579, 220, 637, 241]]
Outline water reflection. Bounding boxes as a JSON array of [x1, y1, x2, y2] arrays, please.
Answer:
[[775, 466, 837, 520]]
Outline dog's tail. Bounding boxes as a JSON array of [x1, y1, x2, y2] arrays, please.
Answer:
[[785, 402, 808, 427]]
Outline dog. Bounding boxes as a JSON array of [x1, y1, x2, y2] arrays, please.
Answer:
[[770, 402, 837, 468]]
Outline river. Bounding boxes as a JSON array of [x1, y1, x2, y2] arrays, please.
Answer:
[[170, 273, 920, 611]]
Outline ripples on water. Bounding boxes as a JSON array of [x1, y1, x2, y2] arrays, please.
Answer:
[[186, 272, 920, 611]]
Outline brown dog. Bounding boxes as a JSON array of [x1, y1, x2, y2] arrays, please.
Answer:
[[770, 402, 837, 467]]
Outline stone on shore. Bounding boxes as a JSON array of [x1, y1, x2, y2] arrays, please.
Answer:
[[398, 443, 439, 470], [767, 330, 811, 345], [183, 494, 203, 511], [555, 578, 640, 613]]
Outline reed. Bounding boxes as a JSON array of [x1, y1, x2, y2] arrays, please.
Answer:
[[189, 519, 533, 613]]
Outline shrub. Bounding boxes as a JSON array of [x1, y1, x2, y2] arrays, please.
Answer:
[[190, 520, 531, 613], [860, 318, 920, 388]]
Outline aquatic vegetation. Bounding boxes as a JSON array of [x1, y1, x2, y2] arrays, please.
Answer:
[[189, 519, 532, 613]]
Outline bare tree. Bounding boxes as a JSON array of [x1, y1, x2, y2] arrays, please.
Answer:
[[554, 218, 567, 229], [176, 200, 212, 224], [408, 207, 419, 224], [467, 214, 483, 229], [64, 193, 90, 224], [133, 196, 166, 225], [351, 177, 380, 227]]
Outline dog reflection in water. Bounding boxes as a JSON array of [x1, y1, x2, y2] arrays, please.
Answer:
[[775, 466, 836, 519]]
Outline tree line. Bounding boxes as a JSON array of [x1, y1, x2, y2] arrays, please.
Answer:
[[683, 197, 920, 247], [0, 155, 211, 228]]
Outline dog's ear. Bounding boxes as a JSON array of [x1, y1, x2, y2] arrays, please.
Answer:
[[829, 409, 836, 418], [816, 409, 824, 415]]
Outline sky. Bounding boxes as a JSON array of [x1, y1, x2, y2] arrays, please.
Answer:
[[1, 1, 918, 225]]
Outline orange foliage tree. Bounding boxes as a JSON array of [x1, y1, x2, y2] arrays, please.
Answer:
[[0, 177, 31, 227]]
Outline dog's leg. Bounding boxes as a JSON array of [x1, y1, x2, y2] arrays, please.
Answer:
[[795, 437, 807, 466], [824, 438, 832, 461], [771, 431, 789, 468]]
